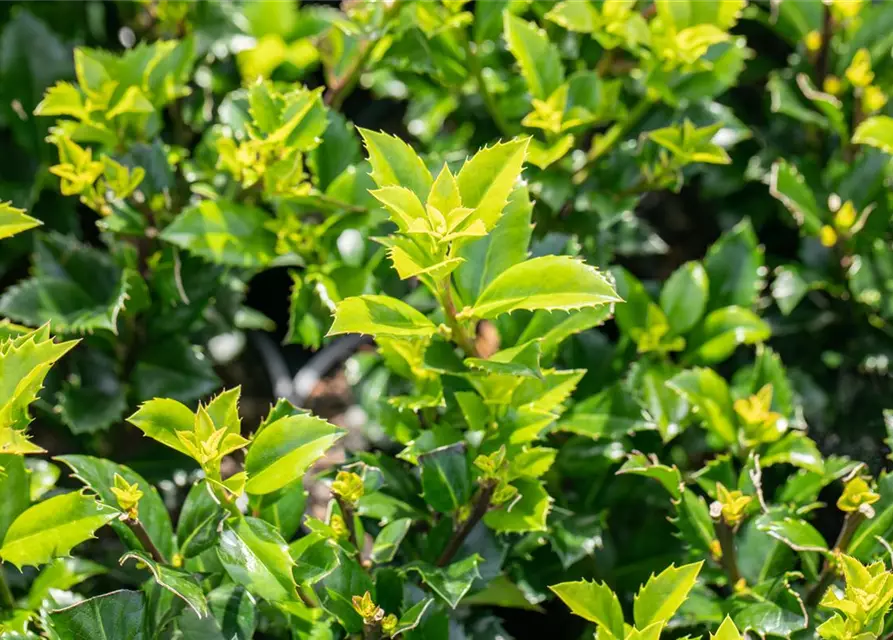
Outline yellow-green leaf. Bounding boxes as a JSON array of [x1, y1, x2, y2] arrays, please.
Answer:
[[633, 561, 703, 628], [328, 295, 437, 339], [549, 579, 625, 639], [0, 202, 41, 240], [460, 256, 620, 320], [0, 491, 118, 569], [244, 414, 345, 495]]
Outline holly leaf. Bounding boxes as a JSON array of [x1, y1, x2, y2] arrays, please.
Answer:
[[419, 444, 471, 514], [328, 295, 437, 339], [244, 414, 345, 495], [46, 590, 146, 639], [217, 517, 298, 603], [359, 128, 433, 200], [633, 561, 704, 628], [460, 256, 620, 320], [0, 326, 77, 432], [161, 199, 280, 268], [853, 115, 893, 154], [0, 491, 118, 569], [455, 138, 529, 232], [56, 455, 176, 561], [121, 550, 209, 618], [504, 14, 564, 100], [0, 234, 138, 334], [550, 579, 624, 639], [0, 202, 41, 239], [404, 555, 482, 608]]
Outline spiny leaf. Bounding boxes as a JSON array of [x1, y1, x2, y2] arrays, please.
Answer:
[[244, 414, 345, 495], [0, 491, 118, 569], [0, 202, 41, 239], [633, 561, 704, 628], [455, 138, 529, 232], [328, 295, 437, 339], [549, 579, 625, 639], [459, 256, 620, 320], [359, 128, 433, 200]]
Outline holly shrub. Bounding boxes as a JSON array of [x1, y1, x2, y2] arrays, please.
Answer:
[[3, 0, 893, 638]]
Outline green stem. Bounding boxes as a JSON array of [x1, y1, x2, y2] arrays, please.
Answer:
[[124, 517, 169, 565], [335, 495, 361, 556], [324, 1, 403, 109], [465, 39, 511, 138], [436, 480, 495, 567], [0, 564, 14, 611], [715, 520, 742, 588], [574, 96, 655, 184], [806, 511, 866, 607], [439, 279, 478, 357]]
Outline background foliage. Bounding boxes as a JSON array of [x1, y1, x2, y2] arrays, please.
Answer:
[[2, 0, 893, 639]]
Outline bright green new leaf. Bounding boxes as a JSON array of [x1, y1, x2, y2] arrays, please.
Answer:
[[0, 326, 78, 433], [328, 295, 437, 339], [359, 128, 433, 200], [712, 616, 743, 640], [504, 14, 564, 100], [0, 202, 41, 239], [0, 491, 118, 569], [549, 579, 625, 639], [454, 138, 529, 232], [244, 414, 345, 494], [161, 200, 280, 268], [633, 561, 704, 628], [660, 261, 709, 335], [853, 115, 893, 154], [121, 550, 209, 618], [460, 256, 620, 320], [127, 397, 195, 457], [218, 517, 298, 603], [455, 184, 533, 305], [684, 306, 771, 364]]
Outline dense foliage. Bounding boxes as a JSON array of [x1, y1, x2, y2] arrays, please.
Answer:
[[3, 0, 893, 638]]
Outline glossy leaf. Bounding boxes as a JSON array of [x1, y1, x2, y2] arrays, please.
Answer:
[[47, 590, 146, 639], [244, 414, 345, 495], [0, 491, 118, 569], [660, 261, 709, 335], [217, 517, 298, 603], [504, 14, 564, 100], [121, 550, 209, 618], [328, 295, 437, 339], [460, 256, 620, 320], [419, 444, 471, 514], [0, 202, 40, 239], [549, 579, 625, 639], [633, 561, 703, 628], [57, 455, 176, 560], [853, 115, 893, 154], [404, 555, 482, 608]]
